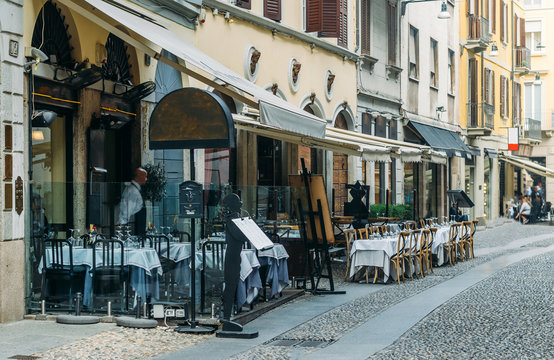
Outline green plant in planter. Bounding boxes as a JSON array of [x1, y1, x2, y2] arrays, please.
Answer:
[[141, 163, 167, 202]]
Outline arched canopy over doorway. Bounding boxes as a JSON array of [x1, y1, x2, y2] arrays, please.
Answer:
[[149, 88, 235, 150]]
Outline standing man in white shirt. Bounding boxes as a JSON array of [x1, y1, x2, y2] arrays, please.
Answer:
[[117, 167, 147, 235]]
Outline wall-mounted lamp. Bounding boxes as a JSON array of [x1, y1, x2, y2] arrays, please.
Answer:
[[534, 73, 542, 85], [224, 12, 233, 22], [490, 43, 499, 57], [24, 47, 49, 71], [437, 1, 450, 19], [31, 110, 57, 127]]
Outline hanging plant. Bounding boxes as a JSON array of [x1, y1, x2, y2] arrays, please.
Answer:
[[141, 163, 167, 202]]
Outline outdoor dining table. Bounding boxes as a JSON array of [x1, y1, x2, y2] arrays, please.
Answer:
[[348, 226, 455, 282], [39, 246, 162, 308], [167, 241, 289, 308]]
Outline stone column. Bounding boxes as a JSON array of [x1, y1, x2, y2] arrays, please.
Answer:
[[73, 89, 100, 234], [0, 0, 26, 322]]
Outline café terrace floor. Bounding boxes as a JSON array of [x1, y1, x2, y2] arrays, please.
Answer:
[[3, 219, 554, 360]]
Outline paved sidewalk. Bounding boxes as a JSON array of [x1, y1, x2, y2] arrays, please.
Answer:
[[159, 223, 554, 359]]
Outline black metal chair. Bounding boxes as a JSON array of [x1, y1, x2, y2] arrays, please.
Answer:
[[200, 239, 226, 314], [148, 234, 176, 300], [41, 238, 86, 309], [91, 237, 126, 312]]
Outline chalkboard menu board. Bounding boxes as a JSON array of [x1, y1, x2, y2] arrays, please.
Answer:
[[179, 181, 203, 218], [229, 217, 274, 251]]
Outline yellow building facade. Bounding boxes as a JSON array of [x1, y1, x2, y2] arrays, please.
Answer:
[[458, 0, 528, 222]]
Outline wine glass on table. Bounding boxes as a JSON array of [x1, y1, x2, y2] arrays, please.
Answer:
[[68, 228, 80, 247]]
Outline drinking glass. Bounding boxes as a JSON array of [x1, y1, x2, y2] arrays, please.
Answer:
[[69, 228, 80, 247]]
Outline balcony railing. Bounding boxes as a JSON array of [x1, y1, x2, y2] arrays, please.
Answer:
[[467, 15, 490, 45], [524, 117, 541, 140], [515, 46, 531, 70], [467, 102, 494, 129]]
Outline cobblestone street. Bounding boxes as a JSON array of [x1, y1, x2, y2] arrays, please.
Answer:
[[3, 221, 554, 360]]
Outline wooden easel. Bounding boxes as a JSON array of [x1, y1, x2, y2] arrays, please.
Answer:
[[290, 159, 345, 295]]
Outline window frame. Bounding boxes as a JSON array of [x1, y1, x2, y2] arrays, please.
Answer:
[[409, 25, 419, 80], [430, 38, 438, 89]]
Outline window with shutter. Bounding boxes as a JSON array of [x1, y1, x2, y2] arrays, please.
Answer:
[[500, 75, 505, 117], [491, 71, 496, 108], [337, 0, 348, 47], [484, 69, 490, 104], [519, 18, 525, 47], [306, 0, 322, 33], [388, 2, 397, 65], [319, 0, 340, 37], [491, 0, 496, 34], [500, 1, 505, 41], [409, 25, 418, 79], [505, 77, 510, 118], [361, 0, 370, 55], [430, 38, 438, 88], [236, 0, 251, 10], [264, 0, 281, 21], [448, 49, 455, 94], [515, 14, 519, 46]]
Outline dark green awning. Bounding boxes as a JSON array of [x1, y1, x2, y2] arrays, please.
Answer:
[[407, 121, 470, 158]]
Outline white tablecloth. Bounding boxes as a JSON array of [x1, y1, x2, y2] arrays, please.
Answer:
[[349, 238, 397, 282], [40, 247, 162, 307]]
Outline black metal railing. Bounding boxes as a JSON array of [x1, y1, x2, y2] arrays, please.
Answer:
[[524, 117, 541, 140], [467, 15, 490, 44]]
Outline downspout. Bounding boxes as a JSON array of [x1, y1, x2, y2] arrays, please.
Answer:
[[478, 0, 480, 128], [511, 0, 515, 129]]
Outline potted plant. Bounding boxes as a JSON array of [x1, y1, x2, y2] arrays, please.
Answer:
[[141, 163, 167, 203]]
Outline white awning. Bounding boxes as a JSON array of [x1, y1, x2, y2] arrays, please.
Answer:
[[233, 115, 391, 162], [59, 0, 326, 139], [326, 127, 424, 163], [500, 153, 554, 178]]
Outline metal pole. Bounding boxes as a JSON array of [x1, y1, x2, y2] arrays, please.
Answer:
[[190, 148, 197, 328]]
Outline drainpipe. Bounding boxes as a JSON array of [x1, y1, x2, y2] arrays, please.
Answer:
[[478, 0, 480, 128]]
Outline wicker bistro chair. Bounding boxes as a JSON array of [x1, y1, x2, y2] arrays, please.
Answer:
[[466, 219, 479, 259], [403, 230, 419, 279], [443, 223, 460, 266], [357, 227, 369, 240], [426, 227, 437, 274], [403, 221, 417, 231], [458, 221, 472, 261], [344, 229, 358, 281], [390, 231, 409, 284], [415, 229, 431, 277]]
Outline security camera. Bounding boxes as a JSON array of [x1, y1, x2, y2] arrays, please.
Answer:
[[31, 47, 49, 62]]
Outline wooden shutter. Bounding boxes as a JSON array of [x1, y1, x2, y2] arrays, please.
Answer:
[[236, 0, 251, 10], [319, 0, 340, 37], [504, 78, 510, 117], [388, 2, 397, 65], [485, 0, 489, 19], [519, 18, 525, 47], [264, 0, 281, 21], [484, 68, 490, 104], [361, 0, 370, 55], [500, 75, 505, 117], [514, 14, 518, 46], [500, 2, 504, 41], [492, 71, 496, 109], [474, 0, 479, 16], [306, 0, 322, 33], [337, 0, 348, 47], [466, 0, 470, 14], [492, 0, 496, 34]]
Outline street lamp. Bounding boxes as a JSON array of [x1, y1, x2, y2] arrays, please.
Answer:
[[401, 0, 450, 19]]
